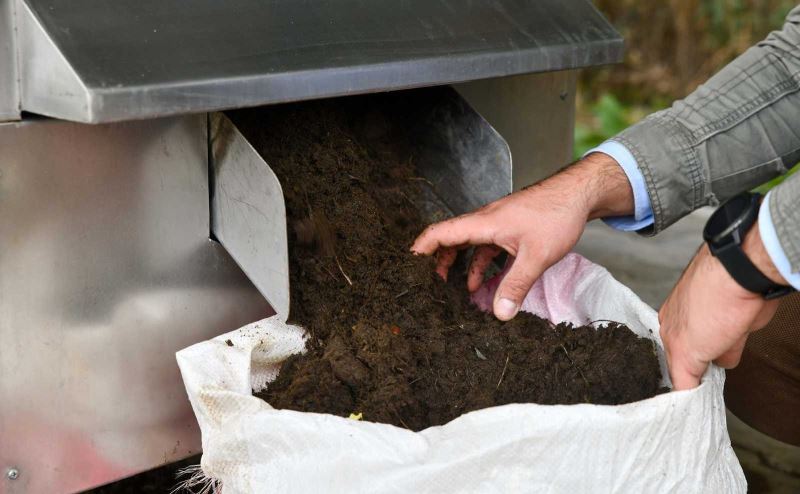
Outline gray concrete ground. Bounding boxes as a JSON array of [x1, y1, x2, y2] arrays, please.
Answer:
[[576, 209, 710, 309], [575, 210, 800, 493]]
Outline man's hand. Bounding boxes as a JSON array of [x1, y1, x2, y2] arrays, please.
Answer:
[[411, 153, 635, 321], [659, 223, 784, 390]]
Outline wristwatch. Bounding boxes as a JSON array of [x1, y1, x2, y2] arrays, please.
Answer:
[[703, 192, 795, 300]]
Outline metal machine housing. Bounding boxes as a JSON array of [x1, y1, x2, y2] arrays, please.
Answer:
[[0, 1, 622, 491]]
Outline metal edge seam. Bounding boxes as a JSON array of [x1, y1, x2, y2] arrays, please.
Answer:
[[16, 0, 93, 121], [80, 38, 624, 123]]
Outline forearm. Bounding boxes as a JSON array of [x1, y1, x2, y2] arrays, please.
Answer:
[[550, 152, 635, 221], [612, 6, 800, 234]]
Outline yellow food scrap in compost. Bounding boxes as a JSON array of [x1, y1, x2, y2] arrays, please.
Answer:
[[348, 412, 363, 421]]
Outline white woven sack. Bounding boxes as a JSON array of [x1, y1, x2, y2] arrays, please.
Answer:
[[177, 253, 745, 493]]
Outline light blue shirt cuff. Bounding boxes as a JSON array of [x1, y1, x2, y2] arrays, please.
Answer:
[[758, 191, 800, 290], [584, 141, 655, 232]]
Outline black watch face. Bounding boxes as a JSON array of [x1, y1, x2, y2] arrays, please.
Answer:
[[703, 194, 757, 245]]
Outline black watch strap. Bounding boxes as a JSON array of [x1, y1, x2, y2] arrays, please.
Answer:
[[705, 192, 795, 300], [710, 242, 792, 299]]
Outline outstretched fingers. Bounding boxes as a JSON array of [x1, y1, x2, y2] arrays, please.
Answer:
[[660, 327, 706, 391], [493, 249, 545, 321], [666, 348, 705, 391], [435, 247, 458, 281], [468, 245, 502, 292], [411, 214, 493, 255]]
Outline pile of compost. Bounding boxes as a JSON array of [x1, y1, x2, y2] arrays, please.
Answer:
[[231, 93, 663, 431]]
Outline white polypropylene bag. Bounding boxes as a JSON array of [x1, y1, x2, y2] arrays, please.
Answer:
[[177, 254, 746, 493]]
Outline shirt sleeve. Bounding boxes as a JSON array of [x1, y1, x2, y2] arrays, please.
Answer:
[[584, 141, 655, 231], [588, 142, 800, 289], [758, 190, 800, 290], [608, 6, 800, 235]]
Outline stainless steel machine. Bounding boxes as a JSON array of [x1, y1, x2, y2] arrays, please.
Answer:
[[0, 1, 622, 492]]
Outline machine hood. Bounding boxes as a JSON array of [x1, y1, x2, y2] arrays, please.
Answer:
[[11, 0, 622, 123]]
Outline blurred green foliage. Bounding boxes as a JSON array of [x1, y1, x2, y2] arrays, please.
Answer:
[[574, 94, 663, 159], [754, 164, 799, 193], [574, 94, 626, 156], [583, 0, 797, 106], [577, 0, 799, 189]]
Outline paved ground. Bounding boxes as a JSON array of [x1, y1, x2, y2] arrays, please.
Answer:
[[575, 210, 800, 493], [576, 209, 710, 308]]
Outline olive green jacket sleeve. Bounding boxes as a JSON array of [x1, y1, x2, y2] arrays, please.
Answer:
[[610, 5, 800, 271]]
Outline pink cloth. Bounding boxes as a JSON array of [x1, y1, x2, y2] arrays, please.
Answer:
[[471, 253, 594, 325]]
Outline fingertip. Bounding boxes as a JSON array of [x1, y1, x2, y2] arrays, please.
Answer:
[[410, 224, 439, 255], [434, 247, 457, 283], [494, 297, 519, 321], [410, 237, 433, 256], [467, 266, 482, 292], [468, 245, 502, 293], [493, 252, 540, 315], [669, 368, 701, 391]]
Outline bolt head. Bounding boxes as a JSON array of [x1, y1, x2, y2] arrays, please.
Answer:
[[6, 468, 18, 480]]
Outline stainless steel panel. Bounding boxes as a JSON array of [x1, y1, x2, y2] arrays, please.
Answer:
[[455, 71, 577, 190], [16, 0, 89, 124], [210, 86, 510, 327], [0, 116, 271, 493], [211, 113, 290, 321], [403, 87, 512, 215], [212, 88, 510, 323], [17, 0, 622, 123], [0, 0, 19, 121]]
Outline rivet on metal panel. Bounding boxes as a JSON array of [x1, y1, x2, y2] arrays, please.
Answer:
[[6, 468, 19, 480]]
